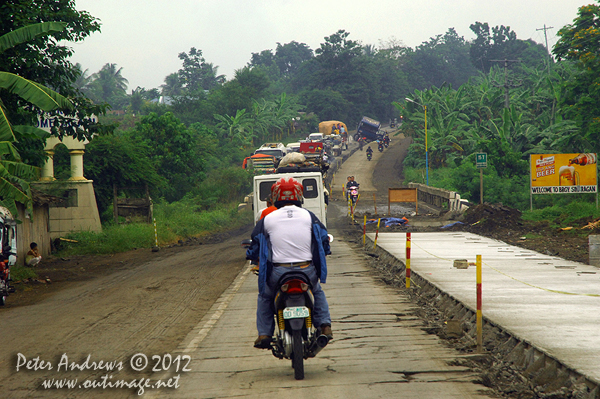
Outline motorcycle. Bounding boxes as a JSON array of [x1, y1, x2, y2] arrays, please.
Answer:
[[383, 136, 390, 148], [378, 141, 384, 152], [366, 151, 372, 161], [242, 237, 333, 380], [0, 253, 15, 306], [347, 185, 359, 205]]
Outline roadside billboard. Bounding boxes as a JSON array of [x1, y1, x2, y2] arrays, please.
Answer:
[[530, 153, 597, 194]]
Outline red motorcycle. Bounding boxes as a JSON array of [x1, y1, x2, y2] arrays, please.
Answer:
[[0, 258, 14, 306]]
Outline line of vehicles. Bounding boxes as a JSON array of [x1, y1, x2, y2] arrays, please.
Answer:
[[239, 116, 395, 380]]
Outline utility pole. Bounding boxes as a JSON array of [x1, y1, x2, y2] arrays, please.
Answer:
[[490, 59, 522, 108], [536, 24, 554, 73]]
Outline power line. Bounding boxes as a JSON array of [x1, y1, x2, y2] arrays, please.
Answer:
[[537, 25, 554, 72], [490, 59, 523, 108]]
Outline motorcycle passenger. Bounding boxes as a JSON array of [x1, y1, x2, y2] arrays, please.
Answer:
[[247, 177, 333, 349], [345, 176, 360, 201]]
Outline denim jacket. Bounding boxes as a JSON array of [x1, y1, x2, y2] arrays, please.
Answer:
[[246, 208, 331, 295]]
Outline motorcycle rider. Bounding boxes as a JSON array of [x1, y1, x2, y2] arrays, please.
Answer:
[[247, 177, 333, 349], [366, 146, 373, 160], [345, 176, 360, 201], [383, 135, 390, 147]]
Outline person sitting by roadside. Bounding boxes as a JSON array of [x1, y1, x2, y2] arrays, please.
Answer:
[[26, 242, 42, 267]]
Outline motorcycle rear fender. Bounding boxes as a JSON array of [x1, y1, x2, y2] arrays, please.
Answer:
[[274, 290, 314, 310], [289, 317, 305, 331]]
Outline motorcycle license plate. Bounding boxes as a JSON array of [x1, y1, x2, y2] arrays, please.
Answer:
[[283, 306, 309, 319]]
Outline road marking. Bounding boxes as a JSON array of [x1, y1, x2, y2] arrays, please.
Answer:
[[179, 262, 252, 353]]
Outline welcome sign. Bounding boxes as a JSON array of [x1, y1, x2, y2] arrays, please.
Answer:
[[530, 153, 597, 194]]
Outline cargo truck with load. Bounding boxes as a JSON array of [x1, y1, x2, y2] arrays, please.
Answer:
[[354, 116, 382, 143]]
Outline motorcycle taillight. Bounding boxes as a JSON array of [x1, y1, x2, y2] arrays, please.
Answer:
[[281, 279, 309, 294]]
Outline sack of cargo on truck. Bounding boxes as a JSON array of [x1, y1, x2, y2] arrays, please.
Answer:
[[279, 152, 306, 167], [277, 165, 322, 174]]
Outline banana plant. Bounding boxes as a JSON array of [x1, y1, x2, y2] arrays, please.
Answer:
[[0, 22, 74, 217]]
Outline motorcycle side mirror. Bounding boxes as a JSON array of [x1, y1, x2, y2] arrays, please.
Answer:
[[328, 234, 334, 243], [241, 239, 252, 249]]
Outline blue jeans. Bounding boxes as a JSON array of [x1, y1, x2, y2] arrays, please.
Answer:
[[257, 264, 331, 336]]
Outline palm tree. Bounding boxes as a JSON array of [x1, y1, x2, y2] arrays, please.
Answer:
[[72, 63, 92, 92], [88, 63, 129, 106], [161, 73, 182, 97], [0, 22, 74, 216]]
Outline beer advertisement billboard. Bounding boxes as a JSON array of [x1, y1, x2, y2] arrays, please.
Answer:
[[530, 153, 597, 194]]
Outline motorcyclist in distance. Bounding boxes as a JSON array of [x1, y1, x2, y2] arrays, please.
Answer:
[[345, 176, 360, 199]]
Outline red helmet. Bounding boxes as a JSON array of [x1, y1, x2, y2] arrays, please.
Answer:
[[271, 177, 303, 207]]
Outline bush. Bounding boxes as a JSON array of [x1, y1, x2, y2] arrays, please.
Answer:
[[55, 201, 253, 256]]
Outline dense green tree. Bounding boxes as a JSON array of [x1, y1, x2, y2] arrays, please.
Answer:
[[87, 63, 129, 109], [553, 2, 600, 149], [469, 22, 547, 72], [83, 134, 166, 218], [178, 47, 225, 95], [161, 73, 183, 97], [209, 67, 270, 119], [405, 28, 478, 90], [127, 112, 207, 202], [274, 41, 313, 79], [0, 0, 108, 141], [0, 22, 75, 216], [299, 88, 351, 123]]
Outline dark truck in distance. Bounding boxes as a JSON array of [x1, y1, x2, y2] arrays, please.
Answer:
[[354, 116, 382, 143]]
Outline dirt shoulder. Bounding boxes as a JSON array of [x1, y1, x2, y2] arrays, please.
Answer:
[[5, 226, 253, 309]]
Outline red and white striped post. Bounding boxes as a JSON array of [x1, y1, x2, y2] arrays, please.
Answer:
[[373, 218, 381, 248], [476, 254, 483, 352], [363, 215, 367, 246], [406, 232, 411, 288]]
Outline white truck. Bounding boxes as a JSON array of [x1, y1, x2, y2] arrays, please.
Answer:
[[252, 172, 327, 227]]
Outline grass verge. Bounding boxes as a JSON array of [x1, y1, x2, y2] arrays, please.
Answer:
[[55, 202, 253, 256], [10, 265, 38, 282], [523, 201, 600, 228]]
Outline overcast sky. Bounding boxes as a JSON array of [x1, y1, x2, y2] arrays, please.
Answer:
[[69, 0, 589, 91]]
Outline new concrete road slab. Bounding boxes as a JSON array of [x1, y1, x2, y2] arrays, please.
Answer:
[[368, 231, 600, 385], [156, 236, 494, 398]]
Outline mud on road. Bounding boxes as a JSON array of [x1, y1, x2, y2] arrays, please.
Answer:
[[0, 227, 252, 398]]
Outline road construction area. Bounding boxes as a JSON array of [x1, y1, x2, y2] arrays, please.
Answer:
[[2, 128, 597, 398], [0, 131, 500, 398]]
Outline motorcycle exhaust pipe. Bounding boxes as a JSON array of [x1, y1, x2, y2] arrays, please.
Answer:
[[308, 334, 329, 357]]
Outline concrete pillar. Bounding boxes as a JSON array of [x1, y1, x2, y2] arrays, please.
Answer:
[[68, 149, 86, 181], [589, 235, 600, 267], [40, 150, 55, 181]]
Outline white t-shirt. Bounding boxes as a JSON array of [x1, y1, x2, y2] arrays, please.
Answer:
[[263, 205, 312, 263]]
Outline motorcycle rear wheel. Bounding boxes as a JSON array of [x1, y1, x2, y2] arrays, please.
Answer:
[[0, 280, 6, 306], [292, 330, 304, 380]]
